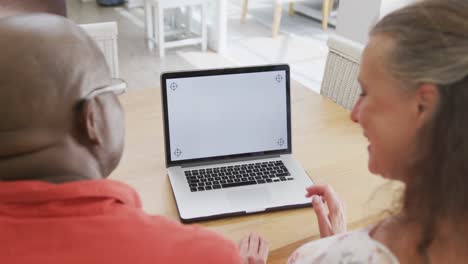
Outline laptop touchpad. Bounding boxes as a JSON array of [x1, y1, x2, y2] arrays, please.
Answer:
[[227, 188, 272, 212]]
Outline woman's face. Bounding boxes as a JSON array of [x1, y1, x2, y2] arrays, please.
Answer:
[[351, 35, 423, 181]]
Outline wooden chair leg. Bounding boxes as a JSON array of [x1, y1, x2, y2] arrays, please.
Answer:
[[272, 3, 282, 37], [322, 0, 330, 31], [288, 2, 294, 16], [241, 0, 248, 23]]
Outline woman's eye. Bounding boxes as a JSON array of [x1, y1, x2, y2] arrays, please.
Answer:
[[359, 92, 367, 97]]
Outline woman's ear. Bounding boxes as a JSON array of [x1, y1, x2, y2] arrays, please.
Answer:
[[78, 99, 103, 145], [416, 83, 440, 123]]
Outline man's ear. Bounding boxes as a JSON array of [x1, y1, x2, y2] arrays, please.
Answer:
[[79, 99, 103, 145], [416, 83, 440, 123]]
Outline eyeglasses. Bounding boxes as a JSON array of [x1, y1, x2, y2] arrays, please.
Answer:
[[83, 78, 127, 100], [75, 78, 127, 111]]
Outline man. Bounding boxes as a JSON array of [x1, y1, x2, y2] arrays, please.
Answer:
[[0, 0, 66, 17], [0, 14, 269, 263]]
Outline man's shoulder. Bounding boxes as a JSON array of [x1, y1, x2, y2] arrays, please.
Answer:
[[148, 215, 232, 246], [147, 216, 243, 263]]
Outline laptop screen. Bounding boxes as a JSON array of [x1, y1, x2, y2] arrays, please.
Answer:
[[161, 65, 291, 166]]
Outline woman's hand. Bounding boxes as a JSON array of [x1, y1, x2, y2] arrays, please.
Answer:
[[306, 184, 346, 238], [239, 232, 269, 264]]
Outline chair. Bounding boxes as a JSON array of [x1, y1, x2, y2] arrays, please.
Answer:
[[320, 34, 364, 110], [144, 0, 208, 57], [241, 0, 335, 37], [80, 22, 120, 78]]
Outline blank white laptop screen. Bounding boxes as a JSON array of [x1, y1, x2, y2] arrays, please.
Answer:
[[165, 70, 289, 162]]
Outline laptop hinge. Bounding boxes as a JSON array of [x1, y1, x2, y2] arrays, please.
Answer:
[[179, 154, 281, 168]]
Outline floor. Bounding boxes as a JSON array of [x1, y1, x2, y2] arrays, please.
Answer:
[[226, 0, 334, 92], [67, 0, 335, 93]]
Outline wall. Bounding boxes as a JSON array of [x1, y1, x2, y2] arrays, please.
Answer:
[[379, 0, 415, 17], [335, 0, 415, 45]]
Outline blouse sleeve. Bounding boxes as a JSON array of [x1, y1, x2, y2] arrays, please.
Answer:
[[287, 229, 399, 264]]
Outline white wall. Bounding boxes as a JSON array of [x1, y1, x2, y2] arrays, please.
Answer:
[[335, 0, 381, 45], [379, 0, 414, 17], [336, 0, 415, 45]]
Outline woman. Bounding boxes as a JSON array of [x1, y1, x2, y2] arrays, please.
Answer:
[[240, 0, 468, 263]]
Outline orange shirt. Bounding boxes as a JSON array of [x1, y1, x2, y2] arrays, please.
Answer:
[[0, 179, 243, 264]]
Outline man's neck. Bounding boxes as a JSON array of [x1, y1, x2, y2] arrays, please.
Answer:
[[0, 140, 103, 183]]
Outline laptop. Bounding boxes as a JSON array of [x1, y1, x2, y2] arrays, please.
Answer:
[[161, 64, 314, 222]]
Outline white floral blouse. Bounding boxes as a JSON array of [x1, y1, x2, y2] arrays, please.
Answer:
[[287, 227, 399, 264]]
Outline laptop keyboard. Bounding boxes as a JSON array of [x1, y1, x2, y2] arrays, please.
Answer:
[[184, 160, 292, 192]]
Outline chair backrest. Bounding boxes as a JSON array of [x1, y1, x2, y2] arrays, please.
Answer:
[[79, 22, 120, 78], [320, 34, 364, 110]]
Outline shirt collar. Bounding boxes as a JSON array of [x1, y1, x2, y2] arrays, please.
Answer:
[[0, 179, 142, 208]]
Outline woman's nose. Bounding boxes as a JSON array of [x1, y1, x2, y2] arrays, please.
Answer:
[[350, 98, 361, 123]]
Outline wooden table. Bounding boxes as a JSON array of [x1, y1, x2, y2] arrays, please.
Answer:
[[112, 83, 396, 263]]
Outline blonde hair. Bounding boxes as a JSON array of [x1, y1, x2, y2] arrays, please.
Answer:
[[369, 0, 468, 256], [371, 0, 468, 88]]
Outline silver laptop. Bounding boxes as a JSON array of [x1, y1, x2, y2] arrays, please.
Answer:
[[161, 64, 313, 222]]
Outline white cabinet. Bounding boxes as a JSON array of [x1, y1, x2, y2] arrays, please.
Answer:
[[125, 0, 144, 8], [126, 0, 226, 52]]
